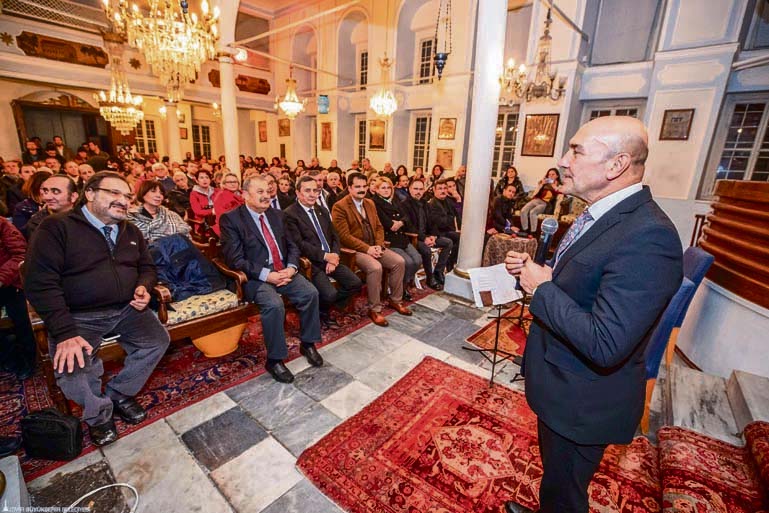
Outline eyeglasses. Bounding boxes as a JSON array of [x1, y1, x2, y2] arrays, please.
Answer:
[[91, 187, 135, 202]]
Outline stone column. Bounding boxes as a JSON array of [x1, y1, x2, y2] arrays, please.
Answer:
[[165, 101, 183, 163], [444, 0, 507, 299], [219, 55, 241, 177]]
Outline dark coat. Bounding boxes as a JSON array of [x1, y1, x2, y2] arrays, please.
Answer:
[[522, 187, 682, 445], [372, 195, 411, 249], [149, 234, 226, 302], [0, 218, 26, 289], [427, 197, 458, 235], [284, 202, 341, 269]]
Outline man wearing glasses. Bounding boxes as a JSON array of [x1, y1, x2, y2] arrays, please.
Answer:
[[25, 171, 170, 446]]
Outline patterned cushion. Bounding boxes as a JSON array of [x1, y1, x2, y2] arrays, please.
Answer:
[[745, 421, 769, 489], [658, 426, 767, 513], [165, 289, 239, 326]]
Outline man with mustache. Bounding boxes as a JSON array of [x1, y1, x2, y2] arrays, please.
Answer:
[[25, 171, 170, 446], [25, 174, 79, 240]]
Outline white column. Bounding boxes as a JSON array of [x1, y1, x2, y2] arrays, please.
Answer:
[[444, 0, 507, 298], [165, 101, 183, 163], [219, 56, 241, 177]]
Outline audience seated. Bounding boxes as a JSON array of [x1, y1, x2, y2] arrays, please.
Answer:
[[454, 165, 467, 199], [425, 164, 446, 198], [128, 180, 191, 243], [152, 163, 176, 193], [285, 176, 362, 327], [490, 182, 522, 237], [372, 177, 421, 301], [212, 173, 244, 236], [394, 174, 410, 202], [26, 174, 79, 240], [1, 160, 24, 214], [519, 167, 564, 235], [24, 171, 170, 446], [307, 169, 332, 212], [427, 178, 461, 274], [277, 176, 296, 207], [331, 172, 412, 327], [445, 177, 464, 225], [13, 169, 51, 238], [166, 171, 192, 216], [400, 179, 452, 290], [189, 167, 218, 235], [219, 174, 323, 384], [494, 165, 527, 209], [21, 140, 45, 165], [325, 170, 345, 209]]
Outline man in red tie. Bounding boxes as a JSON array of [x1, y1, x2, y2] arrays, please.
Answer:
[[219, 174, 323, 383]]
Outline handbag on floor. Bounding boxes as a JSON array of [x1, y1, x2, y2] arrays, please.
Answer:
[[21, 408, 82, 461]]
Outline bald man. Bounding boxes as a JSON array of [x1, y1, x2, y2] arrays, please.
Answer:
[[504, 117, 682, 513]]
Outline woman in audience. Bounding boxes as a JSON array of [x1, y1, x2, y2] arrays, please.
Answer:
[[189, 168, 219, 235], [212, 173, 244, 236], [12, 169, 51, 237], [494, 165, 525, 203], [277, 176, 296, 207], [367, 175, 381, 199], [396, 164, 409, 180], [413, 166, 425, 183], [425, 164, 445, 198], [269, 157, 283, 176], [519, 167, 563, 235], [213, 170, 224, 189], [373, 178, 422, 301], [128, 180, 191, 244]]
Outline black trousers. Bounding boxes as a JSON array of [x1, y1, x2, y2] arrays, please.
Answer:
[[310, 263, 362, 312], [416, 238, 453, 275], [439, 231, 461, 270], [0, 286, 36, 374], [537, 419, 606, 513]]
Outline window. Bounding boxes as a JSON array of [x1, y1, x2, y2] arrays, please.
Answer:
[[746, 0, 769, 50], [590, 0, 662, 65], [589, 107, 639, 120], [492, 111, 519, 179], [357, 118, 367, 163], [192, 124, 211, 159], [582, 100, 644, 124], [359, 50, 368, 90], [135, 119, 157, 155], [412, 114, 432, 171], [701, 95, 769, 197], [418, 39, 434, 84]]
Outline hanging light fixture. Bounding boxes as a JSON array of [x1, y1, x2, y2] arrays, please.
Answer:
[[95, 56, 144, 135], [370, 0, 398, 118], [499, 8, 566, 102], [103, 0, 220, 102], [433, 0, 452, 80], [274, 66, 307, 120]]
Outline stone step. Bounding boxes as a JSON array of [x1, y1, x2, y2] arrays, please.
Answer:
[[726, 369, 769, 434], [0, 456, 31, 509], [669, 364, 742, 445]]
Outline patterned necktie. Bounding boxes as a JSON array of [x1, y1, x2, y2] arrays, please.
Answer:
[[259, 214, 284, 271], [553, 208, 593, 266], [309, 208, 331, 253], [101, 226, 116, 253]]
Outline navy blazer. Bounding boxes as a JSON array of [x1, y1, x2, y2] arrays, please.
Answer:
[[522, 186, 682, 445], [283, 202, 341, 269], [219, 205, 300, 282]]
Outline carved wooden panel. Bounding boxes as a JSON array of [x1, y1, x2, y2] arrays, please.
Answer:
[[208, 69, 270, 95], [699, 180, 769, 309], [16, 31, 108, 68]]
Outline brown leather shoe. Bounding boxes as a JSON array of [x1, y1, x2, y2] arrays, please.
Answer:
[[368, 309, 389, 326], [387, 300, 413, 316]]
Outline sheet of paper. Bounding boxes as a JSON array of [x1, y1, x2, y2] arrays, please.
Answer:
[[467, 263, 523, 308]]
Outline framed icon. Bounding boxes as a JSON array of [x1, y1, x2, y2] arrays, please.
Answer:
[[437, 117, 456, 140], [321, 122, 332, 151], [521, 114, 560, 157], [278, 118, 290, 137], [436, 148, 454, 170], [660, 109, 695, 141], [369, 120, 386, 151], [179, 127, 188, 140], [258, 120, 267, 142]]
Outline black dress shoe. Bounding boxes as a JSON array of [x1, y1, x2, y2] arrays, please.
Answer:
[[0, 436, 21, 457], [112, 397, 147, 425], [434, 271, 445, 285], [427, 277, 443, 291], [88, 419, 118, 446], [504, 501, 536, 513], [402, 290, 413, 302], [266, 361, 295, 383], [320, 312, 340, 328], [300, 344, 324, 367]]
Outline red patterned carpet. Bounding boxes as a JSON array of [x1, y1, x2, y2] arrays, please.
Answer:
[[465, 305, 529, 358], [0, 287, 432, 481], [298, 357, 662, 513]]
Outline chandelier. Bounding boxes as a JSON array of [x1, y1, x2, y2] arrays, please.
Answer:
[[95, 57, 144, 135], [274, 67, 307, 120], [103, 0, 220, 102], [370, 0, 397, 118], [499, 8, 566, 103], [433, 0, 452, 80], [158, 104, 182, 120]]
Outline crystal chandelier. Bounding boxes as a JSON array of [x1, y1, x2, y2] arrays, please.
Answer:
[[158, 104, 182, 120], [499, 8, 566, 103], [103, 0, 220, 102], [95, 57, 144, 135], [274, 67, 306, 120], [369, 57, 398, 118]]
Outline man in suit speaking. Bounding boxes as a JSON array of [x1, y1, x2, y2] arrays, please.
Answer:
[[220, 174, 323, 384], [504, 116, 682, 513]]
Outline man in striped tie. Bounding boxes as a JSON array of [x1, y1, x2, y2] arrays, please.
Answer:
[[503, 116, 682, 513]]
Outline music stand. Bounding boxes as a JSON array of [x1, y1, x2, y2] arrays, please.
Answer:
[[463, 300, 519, 387], [508, 292, 532, 383]]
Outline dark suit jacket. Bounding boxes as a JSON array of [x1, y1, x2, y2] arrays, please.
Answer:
[[400, 196, 434, 241], [427, 197, 458, 234], [219, 205, 300, 283], [372, 195, 410, 249], [284, 202, 341, 269], [523, 187, 682, 446]]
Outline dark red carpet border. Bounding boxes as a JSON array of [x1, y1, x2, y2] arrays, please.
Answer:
[[297, 357, 662, 513], [0, 287, 433, 481]]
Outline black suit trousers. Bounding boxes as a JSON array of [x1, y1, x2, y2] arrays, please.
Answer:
[[537, 419, 606, 513], [311, 263, 362, 311], [416, 238, 453, 275]]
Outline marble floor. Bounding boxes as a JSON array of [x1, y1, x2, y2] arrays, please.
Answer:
[[27, 292, 663, 512]]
